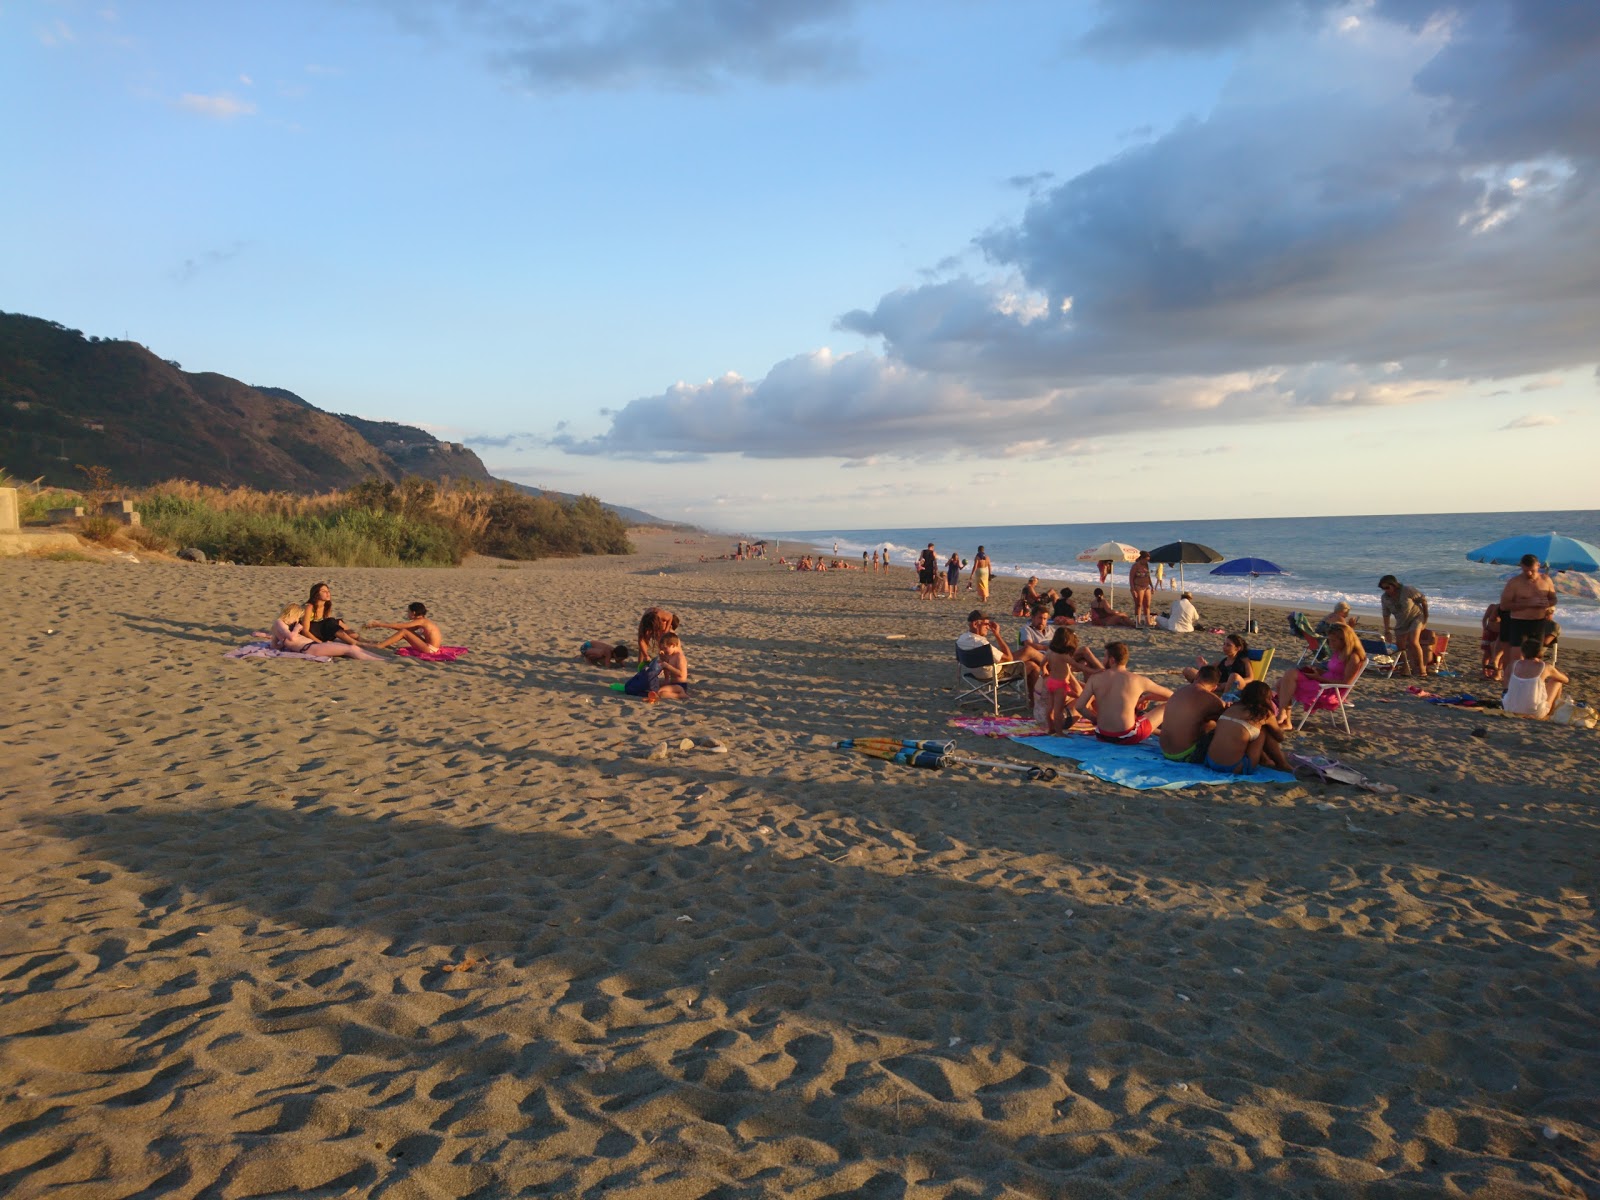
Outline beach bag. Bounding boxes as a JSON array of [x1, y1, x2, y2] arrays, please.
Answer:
[[623, 659, 664, 697]]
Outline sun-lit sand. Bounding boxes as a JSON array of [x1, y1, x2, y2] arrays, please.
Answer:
[[4, 532, 1597, 1196]]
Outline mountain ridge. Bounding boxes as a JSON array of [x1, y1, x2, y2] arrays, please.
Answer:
[[0, 311, 679, 527]]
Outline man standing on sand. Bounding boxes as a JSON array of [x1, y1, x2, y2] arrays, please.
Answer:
[[1378, 574, 1430, 678], [1072, 642, 1171, 743], [882, 547, 890, 574], [1498, 554, 1557, 684], [1159, 665, 1226, 764], [1129, 551, 1154, 626], [917, 543, 939, 599]]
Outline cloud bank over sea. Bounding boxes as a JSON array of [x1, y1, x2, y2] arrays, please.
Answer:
[[553, 0, 1600, 463]]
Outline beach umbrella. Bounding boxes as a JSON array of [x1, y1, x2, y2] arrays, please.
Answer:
[[1552, 571, 1600, 602], [1146, 539, 1224, 591], [1467, 532, 1600, 573], [1076, 540, 1140, 605], [1209, 557, 1287, 628]]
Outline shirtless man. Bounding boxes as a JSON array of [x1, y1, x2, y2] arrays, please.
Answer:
[[1159, 665, 1226, 764], [366, 602, 442, 653], [1498, 554, 1557, 686], [1128, 551, 1154, 626], [1072, 642, 1171, 743]]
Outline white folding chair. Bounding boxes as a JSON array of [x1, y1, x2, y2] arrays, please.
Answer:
[[1295, 660, 1368, 734]]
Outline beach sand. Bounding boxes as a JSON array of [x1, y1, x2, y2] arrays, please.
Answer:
[[4, 533, 1597, 1197]]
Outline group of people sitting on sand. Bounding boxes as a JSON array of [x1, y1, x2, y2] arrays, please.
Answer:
[[578, 606, 690, 701], [959, 607, 1382, 774], [268, 582, 443, 661]]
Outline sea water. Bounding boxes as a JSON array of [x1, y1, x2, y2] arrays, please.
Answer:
[[770, 509, 1600, 635]]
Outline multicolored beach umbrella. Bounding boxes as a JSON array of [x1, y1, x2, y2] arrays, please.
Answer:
[[1076, 540, 1141, 605], [1467, 532, 1600, 574], [1209, 557, 1287, 627]]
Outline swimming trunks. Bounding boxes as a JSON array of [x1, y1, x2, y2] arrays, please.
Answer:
[[1161, 732, 1211, 764], [1096, 717, 1153, 744]]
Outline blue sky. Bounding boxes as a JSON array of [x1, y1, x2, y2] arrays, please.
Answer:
[[4, 0, 1597, 529]]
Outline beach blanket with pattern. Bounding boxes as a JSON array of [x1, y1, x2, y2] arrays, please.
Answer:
[[225, 642, 332, 663], [394, 646, 470, 662], [1020, 733, 1297, 791]]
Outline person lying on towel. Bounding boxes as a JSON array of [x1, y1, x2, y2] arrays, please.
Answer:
[[1072, 642, 1171, 744]]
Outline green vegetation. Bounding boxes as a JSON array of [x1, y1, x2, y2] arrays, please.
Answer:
[[3, 473, 633, 567]]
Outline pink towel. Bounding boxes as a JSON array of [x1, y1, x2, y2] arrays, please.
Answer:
[[394, 645, 469, 662]]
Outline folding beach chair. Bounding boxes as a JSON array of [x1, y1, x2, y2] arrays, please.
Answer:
[[1288, 612, 1326, 668], [1294, 659, 1368, 735], [1247, 646, 1275, 683], [954, 643, 1028, 716], [1360, 636, 1404, 679]]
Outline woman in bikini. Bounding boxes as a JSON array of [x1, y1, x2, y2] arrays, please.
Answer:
[[1089, 588, 1137, 628], [1480, 602, 1503, 680], [1204, 681, 1291, 775], [270, 603, 386, 660]]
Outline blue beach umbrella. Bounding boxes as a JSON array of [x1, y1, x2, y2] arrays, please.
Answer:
[[1466, 532, 1600, 574], [1209, 557, 1287, 627]]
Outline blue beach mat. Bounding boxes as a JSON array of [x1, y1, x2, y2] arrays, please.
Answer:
[[1021, 735, 1297, 791]]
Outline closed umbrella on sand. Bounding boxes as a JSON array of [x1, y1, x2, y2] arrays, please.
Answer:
[[1146, 540, 1224, 592], [1076, 540, 1140, 606]]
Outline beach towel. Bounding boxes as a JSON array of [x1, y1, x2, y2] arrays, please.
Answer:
[[950, 715, 1048, 737], [225, 642, 332, 663], [1289, 753, 1400, 795], [1021, 734, 1297, 791], [394, 645, 469, 662]]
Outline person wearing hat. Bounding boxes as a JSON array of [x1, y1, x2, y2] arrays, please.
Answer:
[[1378, 575, 1429, 677]]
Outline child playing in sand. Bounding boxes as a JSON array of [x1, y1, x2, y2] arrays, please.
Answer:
[[365, 603, 442, 654], [654, 632, 691, 700], [1043, 627, 1082, 734], [580, 640, 631, 666]]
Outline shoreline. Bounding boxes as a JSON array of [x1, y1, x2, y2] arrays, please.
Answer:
[[6, 538, 1598, 1196]]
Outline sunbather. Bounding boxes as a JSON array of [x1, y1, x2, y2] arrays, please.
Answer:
[[581, 640, 631, 665], [654, 632, 691, 700], [1073, 642, 1170, 743], [1160, 665, 1226, 764], [304, 582, 361, 645], [1089, 588, 1137, 627], [1503, 637, 1568, 719], [366, 603, 443, 653], [1183, 633, 1252, 693], [270, 603, 386, 660], [1204, 681, 1291, 775], [1275, 624, 1366, 716]]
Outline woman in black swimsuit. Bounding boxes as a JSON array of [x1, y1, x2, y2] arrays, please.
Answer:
[[304, 582, 360, 646]]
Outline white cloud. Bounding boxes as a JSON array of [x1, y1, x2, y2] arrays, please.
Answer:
[[560, 1, 1600, 464], [175, 92, 258, 119], [1501, 413, 1559, 429]]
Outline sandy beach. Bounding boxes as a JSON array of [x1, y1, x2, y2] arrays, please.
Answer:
[[4, 533, 1598, 1197]]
